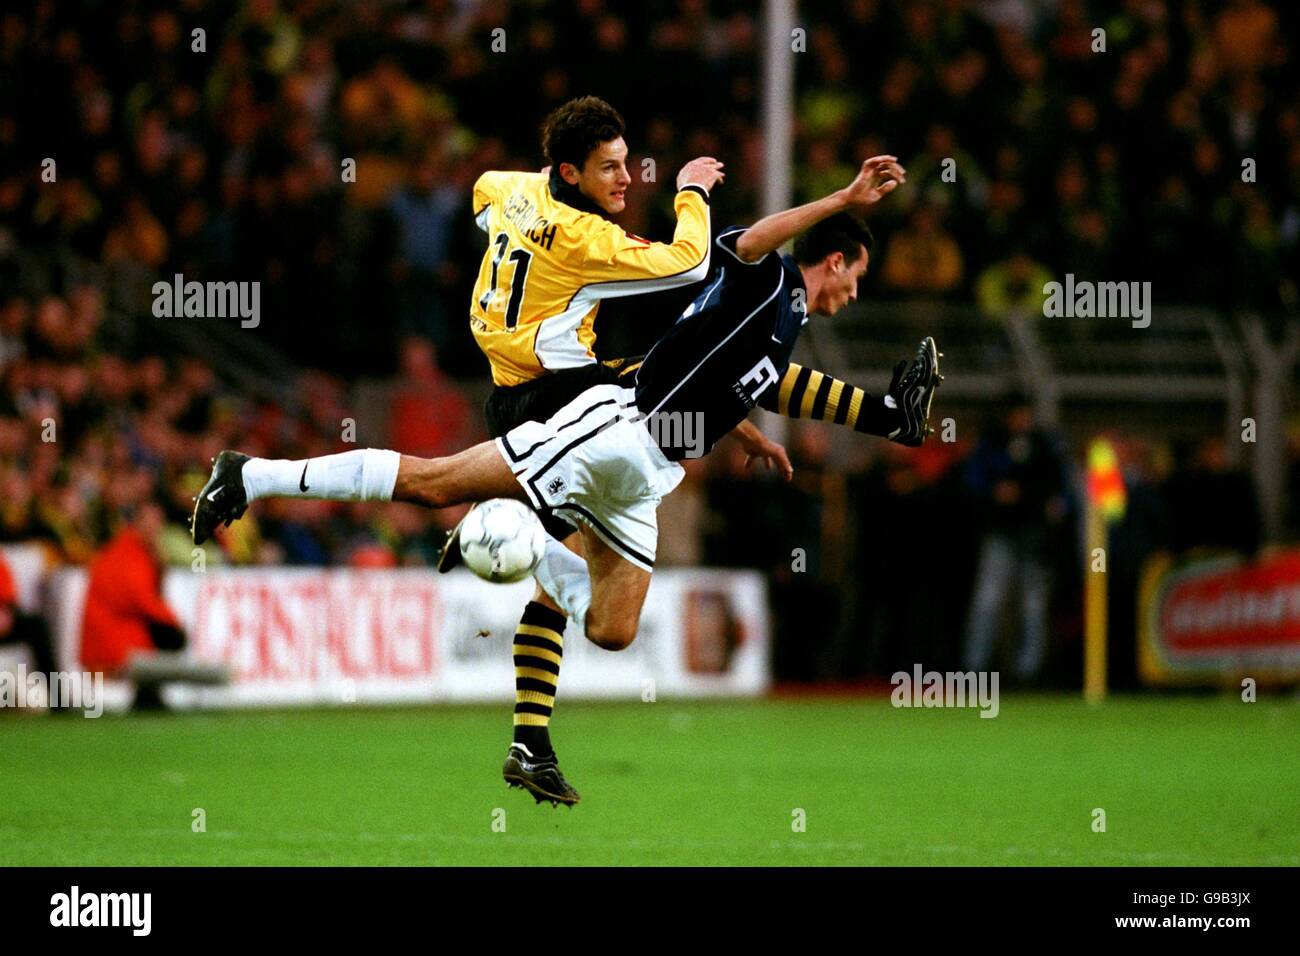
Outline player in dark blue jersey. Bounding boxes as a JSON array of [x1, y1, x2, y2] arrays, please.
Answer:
[[634, 155, 938, 464]]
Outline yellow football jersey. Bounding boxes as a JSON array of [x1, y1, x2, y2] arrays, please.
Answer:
[[469, 171, 711, 386]]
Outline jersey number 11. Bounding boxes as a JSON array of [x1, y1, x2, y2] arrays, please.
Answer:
[[479, 232, 533, 330]]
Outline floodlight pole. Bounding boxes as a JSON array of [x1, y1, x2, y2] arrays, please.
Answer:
[[761, 0, 795, 218], [759, 0, 796, 445]]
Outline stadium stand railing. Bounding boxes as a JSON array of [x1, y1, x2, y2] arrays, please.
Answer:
[[811, 301, 1290, 541]]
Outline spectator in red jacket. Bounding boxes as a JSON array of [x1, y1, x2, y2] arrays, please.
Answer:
[[0, 551, 58, 678], [79, 502, 185, 679], [388, 336, 472, 459]]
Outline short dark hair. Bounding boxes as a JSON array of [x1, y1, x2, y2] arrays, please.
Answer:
[[541, 96, 626, 170], [792, 213, 875, 267]]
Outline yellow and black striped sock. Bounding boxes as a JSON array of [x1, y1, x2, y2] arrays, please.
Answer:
[[512, 601, 567, 756], [773, 362, 897, 436]]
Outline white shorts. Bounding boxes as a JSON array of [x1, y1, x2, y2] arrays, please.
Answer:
[[495, 384, 685, 571]]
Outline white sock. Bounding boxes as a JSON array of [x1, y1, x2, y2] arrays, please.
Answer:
[[532, 536, 592, 631], [242, 449, 400, 503]]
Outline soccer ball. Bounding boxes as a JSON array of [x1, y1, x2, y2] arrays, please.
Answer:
[[458, 499, 547, 584]]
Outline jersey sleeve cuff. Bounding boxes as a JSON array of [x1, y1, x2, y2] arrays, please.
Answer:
[[716, 228, 766, 265], [678, 184, 711, 203]]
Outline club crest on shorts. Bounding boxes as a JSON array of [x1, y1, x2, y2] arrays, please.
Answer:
[[546, 476, 567, 496]]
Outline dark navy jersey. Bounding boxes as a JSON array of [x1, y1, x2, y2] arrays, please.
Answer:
[[634, 226, 807, 461]]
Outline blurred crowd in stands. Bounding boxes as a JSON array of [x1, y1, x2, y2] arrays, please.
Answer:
[[0, 1, 1293, 682], [4, 1, 1297, 361]]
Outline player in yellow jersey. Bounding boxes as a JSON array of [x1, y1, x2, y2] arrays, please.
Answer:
[[469, 154, 714, 385], [469, 96, 720, 388]]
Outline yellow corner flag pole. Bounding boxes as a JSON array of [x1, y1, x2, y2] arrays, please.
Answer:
[[1084, 499, 1107, 703], [1085, 438, 1126, 704]]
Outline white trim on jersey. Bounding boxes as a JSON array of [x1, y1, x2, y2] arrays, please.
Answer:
[[679, 268, 726, 320], [474, 205, 491, 233], [533, 210, 713, 371], [643, 270, 786, 417], [633, 266, 726, 387], [715, 226, 768, 266]]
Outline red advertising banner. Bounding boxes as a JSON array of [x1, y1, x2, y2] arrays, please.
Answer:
[[39, 566, 770, 710], [193, 572, 441, 683], [1139, 550, 1300, 684]]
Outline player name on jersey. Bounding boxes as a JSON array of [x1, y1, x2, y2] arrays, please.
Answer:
[[502, 192, 558, 250]]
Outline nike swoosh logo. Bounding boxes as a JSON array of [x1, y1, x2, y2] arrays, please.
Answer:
[[299, 463, 310, 492]]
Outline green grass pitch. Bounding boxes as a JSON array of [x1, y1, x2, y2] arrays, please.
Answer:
[[2, 695, 1297, 866]]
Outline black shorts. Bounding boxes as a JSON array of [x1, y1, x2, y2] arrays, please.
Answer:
[[485, 362, 636, 539]]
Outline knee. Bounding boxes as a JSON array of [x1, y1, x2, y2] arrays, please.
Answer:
[[585, 614, 637, 651]]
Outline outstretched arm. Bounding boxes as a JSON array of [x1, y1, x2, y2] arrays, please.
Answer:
[[570, 157, 724, 288], [732, 156, 906, 263]]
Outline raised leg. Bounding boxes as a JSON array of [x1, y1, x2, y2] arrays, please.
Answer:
[[392, 442, 525, 509], [198, 443, 528, 545]]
